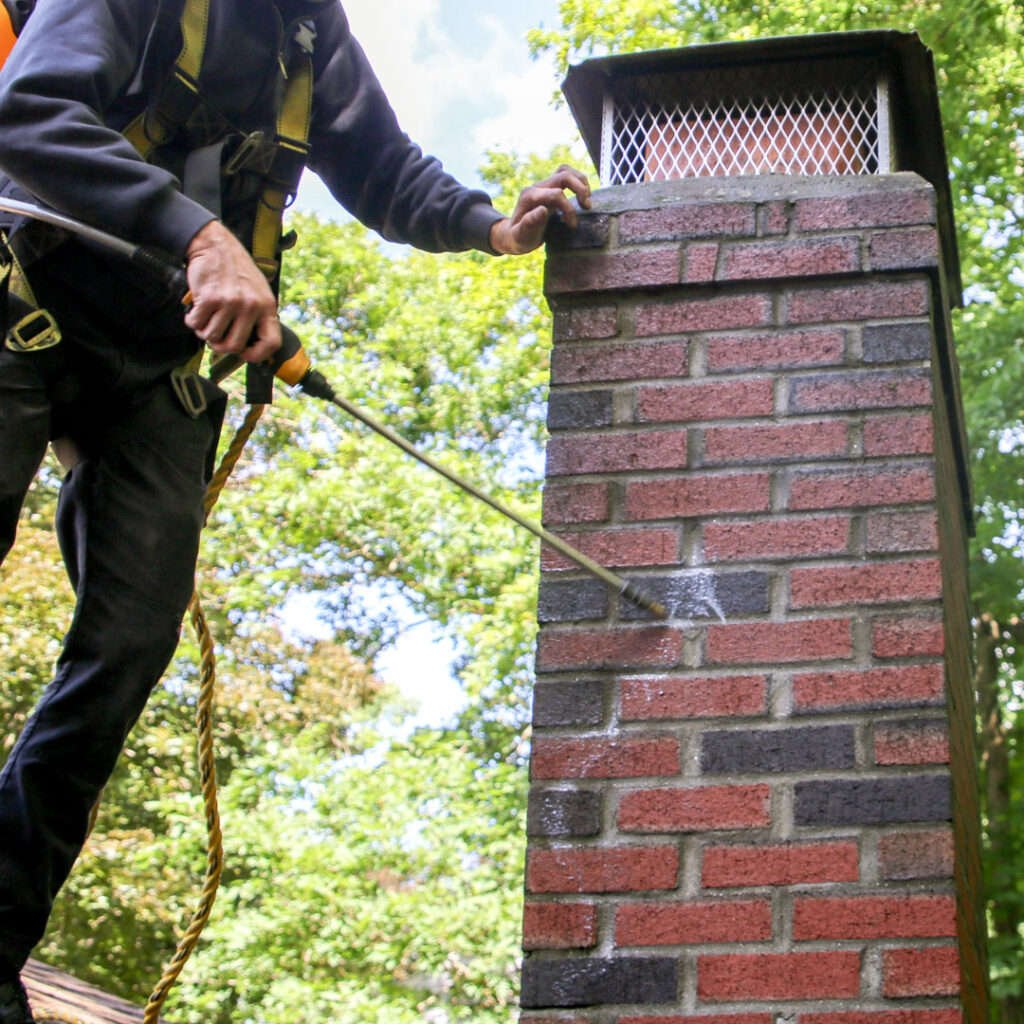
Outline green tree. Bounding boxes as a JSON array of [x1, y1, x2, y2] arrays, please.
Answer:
[[531, 2, 1024, 1017]]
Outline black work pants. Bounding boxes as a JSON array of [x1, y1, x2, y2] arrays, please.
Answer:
[[0, 345, 223, 971]]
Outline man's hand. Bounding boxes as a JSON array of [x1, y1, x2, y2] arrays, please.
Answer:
[[489, 164, 592, 256], [184, 220, 281, 362]]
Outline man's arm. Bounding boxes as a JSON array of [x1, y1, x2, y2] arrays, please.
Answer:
[[180, 159, 592, 362], [0, 0, 214, 258], [306, 9, 590, 258]]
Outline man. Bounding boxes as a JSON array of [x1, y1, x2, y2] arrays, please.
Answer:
[[0, 1, 591, 1019]]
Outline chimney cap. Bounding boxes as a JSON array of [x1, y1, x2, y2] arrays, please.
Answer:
[[563, 29, 959, 301]]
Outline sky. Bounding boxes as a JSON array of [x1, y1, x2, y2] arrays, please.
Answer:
[[293, 0, 579, 723], [295, 0, 581, 216]]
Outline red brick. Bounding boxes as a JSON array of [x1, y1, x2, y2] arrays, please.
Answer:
[[704, 516, 850, 562], [620, 674, 768, 720], [790, 558, 942, 608], [619, 202, 756, 242], [552, 305, 619, 342], [619, 784, 771, 832], [623, 1016, 771, 1024], [637, 378, 773, 423], [798, 1011, 962, 1024], [878, 829, 955, 880], [794, 190, 935, 231], [552, 339, 688, 384], [793, 663, 945, 710], [865, 510, 939, 553], [522, 902, 597, 949], [685, 242, 719, 283], [541, 527, 680, 571], [626, 473, 771, 521], [547, 430, 688, 477], [546, 248, 680, 294], [698, 951, 860, 1001], [526, 846, 678, 893], [790, 466, 935, 510], [760, 201, 789, 235], [703, 420, 848, 465], [636, 294, 773, 336], [720, 236, 860, 281], [537, 626, 683, 672], [788, 281, 930, 324], [531, 735, 680, 780], [707, 329, 845, 372], [882, 946, 960, 997], [872, 614, 945, 658], [869, 228, 941, 271], [864, 413, 935, 456], [701, 841, 859, 887], [615, 898, 771, 946], [793, 894, 956, 940], [790, 370, 932, 412], [706, 618, 852, 666], [875, 721, 950, 765], [542, 482, 611, 526]]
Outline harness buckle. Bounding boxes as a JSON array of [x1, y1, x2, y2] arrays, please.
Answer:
[[225, 131, 277, 177], [293, 20, 317, 54], [170, 358, 209, 418], [7, 307, 61, 352]]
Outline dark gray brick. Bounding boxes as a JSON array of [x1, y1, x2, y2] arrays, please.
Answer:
[[538, 578, 608, 623], [620, 570, 769, 621], [520, 956, 677, 1008], [532, 679, 606, 728], [547, 390, 614, 432], [545, 213, 611, 251], [795, 774, 951, 826], [862, 322, 933, 363], [701, 725, 855, 774], [788, 368, 931, 413], [527, 788, 601, 837]]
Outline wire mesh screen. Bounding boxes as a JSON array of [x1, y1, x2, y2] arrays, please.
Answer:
[[606, 57, 881, 184]]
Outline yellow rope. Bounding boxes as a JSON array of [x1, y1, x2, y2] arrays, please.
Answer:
[[140, 402, 266, 1024]]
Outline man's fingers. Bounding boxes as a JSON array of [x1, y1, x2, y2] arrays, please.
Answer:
[[515, 185, 580, 228], [244, 314, 283, 363], [533, 164, 592, 208]]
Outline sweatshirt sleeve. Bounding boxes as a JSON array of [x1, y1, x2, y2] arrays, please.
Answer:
[[306, 6, 505, 255], [0, 0, 214, 259]]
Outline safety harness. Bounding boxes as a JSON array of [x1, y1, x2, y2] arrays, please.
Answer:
[[1, 0, 321, 393]]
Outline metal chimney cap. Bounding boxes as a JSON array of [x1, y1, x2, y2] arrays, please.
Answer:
[[562, 29, 960, 301]]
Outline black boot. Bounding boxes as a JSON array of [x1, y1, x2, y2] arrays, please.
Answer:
[[0, 976, 34, 1024]]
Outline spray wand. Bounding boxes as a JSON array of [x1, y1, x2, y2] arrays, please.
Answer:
[[0, 195, 669, 619]]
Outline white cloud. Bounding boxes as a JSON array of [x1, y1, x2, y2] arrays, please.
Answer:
[[342, 0, 474, 154], [341, 0, 576, 181], [296, 2, 585, 216]]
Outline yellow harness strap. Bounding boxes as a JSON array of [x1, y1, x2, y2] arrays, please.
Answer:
[[251, 26, 314, 279], [122, 0, 209, 157], [123, 0, 314, 283]]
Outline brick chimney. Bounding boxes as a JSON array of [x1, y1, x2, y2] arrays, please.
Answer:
[[521, 31, 986, 1024]]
